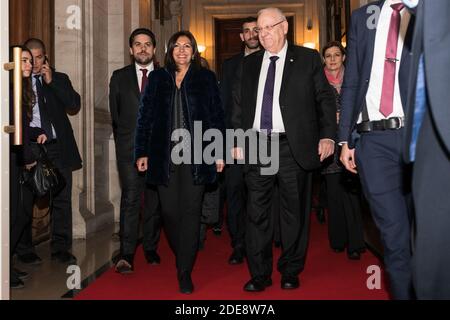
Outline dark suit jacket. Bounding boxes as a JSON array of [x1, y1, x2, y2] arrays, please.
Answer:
[[221, 53, 245, 129], [231, 44, 336, 171], [41, 71, 82, 171], [404, 0, 450, 161], [109, 64, 147, 163], [339, 0, 415, 147]]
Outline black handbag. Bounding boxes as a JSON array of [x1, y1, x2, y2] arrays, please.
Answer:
[[21, 145, 66, 198]]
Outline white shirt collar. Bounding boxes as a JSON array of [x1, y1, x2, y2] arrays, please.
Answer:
[[135, 62, 154, 73], [264, 41, 288, 60]]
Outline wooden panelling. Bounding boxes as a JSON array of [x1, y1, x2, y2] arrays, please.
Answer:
[[140, 0, 152, 29], [9, 0, 54, 60]]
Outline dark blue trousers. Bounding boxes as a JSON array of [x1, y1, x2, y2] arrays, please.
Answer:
[[355, 129, 413, 300]]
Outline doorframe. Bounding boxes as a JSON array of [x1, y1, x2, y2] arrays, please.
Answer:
[[0, 0, 11, 300]]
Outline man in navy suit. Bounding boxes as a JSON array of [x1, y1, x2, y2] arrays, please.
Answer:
[[403, 0, 450, 300], [339, 0, 415, 299]]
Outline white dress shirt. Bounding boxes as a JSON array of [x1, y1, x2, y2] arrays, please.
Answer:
[[135, 62, 154, 92], [253, 41, 288, 133], [360, 0, 411, 123], [402, 0, 419, 9]]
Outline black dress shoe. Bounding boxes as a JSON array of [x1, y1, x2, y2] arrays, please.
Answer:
[[51, 251, 77, 264], [18, 253, 43, 265], [243, 277, 272, 292], [213, 227, 222, 236], [228, 248, 245, 265], [13, 268, 30, 281], [178, 272, 194, 294], [347, 251, 361, 260], [144, 250, 161, 265], [10, 274, 25, 289], [316, 207, 326, 225], [332, 248, 345, 253], [115, 257, 134, 274], [281, 275, 300, 290]]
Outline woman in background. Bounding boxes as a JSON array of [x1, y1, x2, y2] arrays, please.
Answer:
[[321, 41, 365, 260], [10, 45, 47, 289]]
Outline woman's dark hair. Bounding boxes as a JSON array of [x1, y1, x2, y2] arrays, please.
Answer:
[[322, 41, 346, 58], [164, 31, 202, 72], [10, 45, 35, 118]]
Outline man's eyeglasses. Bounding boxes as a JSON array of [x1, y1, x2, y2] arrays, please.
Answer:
[[254, 20, 286, 34]]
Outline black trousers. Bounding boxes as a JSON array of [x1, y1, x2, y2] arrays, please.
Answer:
[[324, 173, 365, 253], [220, 164, 246, 249], [413, 110, 450, 299], [117, 161, 161, 256], [10, 151, 33, 256], [16, 142, 74, 254], [355, 129, 413, 300], [245, 136, 310, 279], [158, 164, 205, 274]]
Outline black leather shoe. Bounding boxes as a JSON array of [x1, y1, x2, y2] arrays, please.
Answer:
[[10, 274, 25, 289], [316, 207, 326, 225], [115, 256, 134, 274], [144, 250, 161, 265], [243, 277, 272, 292], [228, 247, 245, 265], [178, 272, 194, 294], [281, 275, 300, 290], [213, 227, 222, 236], [332, 248, 345, 253], [347, 251, 361, 260], [18, 253, 43, 265], [51, 251, 77, 264], [13, 268, 30, 281]]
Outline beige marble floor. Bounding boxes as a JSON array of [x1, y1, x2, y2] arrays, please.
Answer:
[[11, 223, 119, 300]]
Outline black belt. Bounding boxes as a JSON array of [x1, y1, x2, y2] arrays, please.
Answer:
[[356, 117, 404, 133]]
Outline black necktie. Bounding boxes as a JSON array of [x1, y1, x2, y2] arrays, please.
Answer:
[[35, 75, 53, 139]]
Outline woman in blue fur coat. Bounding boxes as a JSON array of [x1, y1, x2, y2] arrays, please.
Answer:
[[135, 31, 225, 294]]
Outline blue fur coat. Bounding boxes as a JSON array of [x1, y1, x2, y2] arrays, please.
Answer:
[[134, 66, 225, 186]]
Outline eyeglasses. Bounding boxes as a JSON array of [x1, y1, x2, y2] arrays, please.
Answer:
[[254, 20, 286, 34]]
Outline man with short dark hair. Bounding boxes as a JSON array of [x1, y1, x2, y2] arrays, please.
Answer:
[[109, 28, 161, 274], [219, 16, 261, 265], [16, 38, 82, 265]]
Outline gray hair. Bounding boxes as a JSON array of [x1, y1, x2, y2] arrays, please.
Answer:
[[257, 7, 287, 21]]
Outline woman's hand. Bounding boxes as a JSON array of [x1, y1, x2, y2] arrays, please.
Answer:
[[216, 159, 225, 173], [136, 157, 148, 172], [37, 134, 48, 144]]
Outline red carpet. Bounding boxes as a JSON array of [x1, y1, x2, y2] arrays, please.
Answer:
[[75, 217, 389, 300]]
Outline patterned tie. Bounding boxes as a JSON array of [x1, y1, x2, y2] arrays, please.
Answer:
[[140, 69, 148, 94], [409, 55, 426, 162], [34, 75, 53, 139], [260, 56, 279, 134], [379, 3, 405, 117]]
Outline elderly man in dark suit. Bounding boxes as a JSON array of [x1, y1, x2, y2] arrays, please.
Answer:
[[16, 38, 82, 265], [109, 28, 161, 274], [403, 0, 450, 300], [339, 0, 415, 299], [232, 7, 336, 292]]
